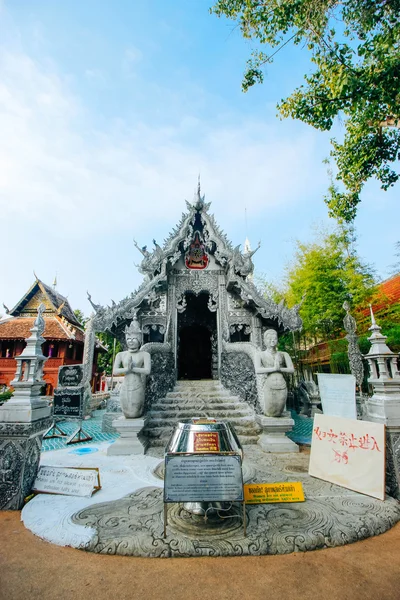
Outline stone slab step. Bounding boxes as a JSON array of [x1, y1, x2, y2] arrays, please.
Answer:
[[145, 414, 257, 428], [156, 396, 243, 405], [144, 379, 260, 449], [150, 402, 253, 413], [166, 389, 232, 399], [147, 411, 253, 421]]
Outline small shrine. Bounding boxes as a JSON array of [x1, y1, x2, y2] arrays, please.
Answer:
[[90, 184, 303, 447]]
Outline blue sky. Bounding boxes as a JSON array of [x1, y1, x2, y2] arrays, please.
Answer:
[[0, 0, 398, 316]]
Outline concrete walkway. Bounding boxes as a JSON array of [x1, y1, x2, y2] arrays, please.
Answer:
[[1, 511, 399, 600]]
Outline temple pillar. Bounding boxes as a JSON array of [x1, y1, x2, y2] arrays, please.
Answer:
[[364, 307, 400, 499]]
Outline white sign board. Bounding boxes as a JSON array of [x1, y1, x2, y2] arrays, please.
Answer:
[[33, 466, 100, 498], [309, 414, 385, 500], [317, 373, 357, 419]]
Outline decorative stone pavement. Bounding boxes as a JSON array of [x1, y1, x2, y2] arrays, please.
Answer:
[[41, 410, 117, 452], [23, 441, 400, 558], [287, 410, 313, 445]]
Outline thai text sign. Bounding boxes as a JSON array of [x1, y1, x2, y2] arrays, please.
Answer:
[[33, 466, 101, 497], [317, 373, 357, 419], [53, 388, 84, 418], [164, 454, 243, 503], [58, 365, 84, 387], [193, 432, 220, 452], [309, 413, 385, 500], [244, 482, 305, 504]]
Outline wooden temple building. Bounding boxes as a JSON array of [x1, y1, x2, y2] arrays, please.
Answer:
[[0, 279, 105, 395]]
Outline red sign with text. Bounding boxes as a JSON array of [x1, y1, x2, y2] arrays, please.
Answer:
[[193, 432, 220, 453]]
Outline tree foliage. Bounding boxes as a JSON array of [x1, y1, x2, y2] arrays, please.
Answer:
[[212, 0, 400, 221], [73, 309, 88, 326], [96, 331, 122, 375], [73, 310, 121, 374], [265, 226, 376, 342]]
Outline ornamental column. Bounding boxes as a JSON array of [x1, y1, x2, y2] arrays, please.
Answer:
[[0, 304, 51, 509], [364, 306, 400, 499]]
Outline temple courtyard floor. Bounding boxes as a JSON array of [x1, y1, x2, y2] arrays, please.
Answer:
[[2, 410, 399, 598]]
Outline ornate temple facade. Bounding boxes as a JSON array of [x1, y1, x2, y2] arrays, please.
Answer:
[[91, 186, 302, 417]]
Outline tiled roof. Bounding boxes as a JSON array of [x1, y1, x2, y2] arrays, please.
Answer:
[[39, 280, 81, 326], [0, 317, 85, 342], [9, 279, 82, 327], [360, 273, 400, 317], [375, 273, 400, 312]]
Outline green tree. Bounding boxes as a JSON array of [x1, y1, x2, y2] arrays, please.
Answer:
[[96, 332, 122, 375], [212, 0, 400, 222], [278, 227, 375, 343], [73, 309, 88, 326]]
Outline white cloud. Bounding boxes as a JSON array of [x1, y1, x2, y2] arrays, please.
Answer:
[[0, 48, 328, 309], [0, 51, 325, 228]]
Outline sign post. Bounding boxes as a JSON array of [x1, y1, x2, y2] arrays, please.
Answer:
[[44, 365, 92, 444], [163, 453, 245, 536]]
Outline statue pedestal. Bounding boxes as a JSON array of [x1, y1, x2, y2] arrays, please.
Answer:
[[0, 413, 51, 510], [102, 392, 122, 433], [256, 412, 299, 453], [107, 416, 144, 456]]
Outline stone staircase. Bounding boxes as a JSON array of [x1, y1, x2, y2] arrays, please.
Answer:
[[142, 379, 260, 450]]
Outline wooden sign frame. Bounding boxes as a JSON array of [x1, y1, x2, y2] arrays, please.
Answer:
[[33, 466, 101, 497]]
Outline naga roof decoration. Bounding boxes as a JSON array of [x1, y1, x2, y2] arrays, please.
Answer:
[[90, 187, 303, 333]]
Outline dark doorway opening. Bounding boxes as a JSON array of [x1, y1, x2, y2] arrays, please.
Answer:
[[178, 325, 212, 379], [177, 293, 217, 380]]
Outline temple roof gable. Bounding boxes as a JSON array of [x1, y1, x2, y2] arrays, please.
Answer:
[[90, 189, 303, 334], [9, 279, 81, 328]]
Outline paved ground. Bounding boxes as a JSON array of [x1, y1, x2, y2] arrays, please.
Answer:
[[1, 511, 399, 600], [42, 408, 313, 452]]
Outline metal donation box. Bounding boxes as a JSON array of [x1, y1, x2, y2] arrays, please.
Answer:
[[163, 419, 246, 536]]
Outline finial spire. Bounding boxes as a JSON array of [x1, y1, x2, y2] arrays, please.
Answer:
[[53, 274, 57, 289], [369, 304, 380, 333], [193, 174, 206, 210]]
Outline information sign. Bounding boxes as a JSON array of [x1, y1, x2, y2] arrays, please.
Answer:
[[33, 466, 101, 498], [58, 365, 84, 387], [244, 482, 305, 504], [164, 454, 243, 503], [53, 387, 84, 418], [309, 413, 385, 500], [317, 373, 357, 419]]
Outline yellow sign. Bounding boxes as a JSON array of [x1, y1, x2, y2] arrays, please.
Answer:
[[244, 482, 305, 504]]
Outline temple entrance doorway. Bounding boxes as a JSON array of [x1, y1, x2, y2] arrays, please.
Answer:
[[177, 293, 217, 380]]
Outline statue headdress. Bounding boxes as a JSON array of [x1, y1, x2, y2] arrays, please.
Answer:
[[125, 314, 142, 343]]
